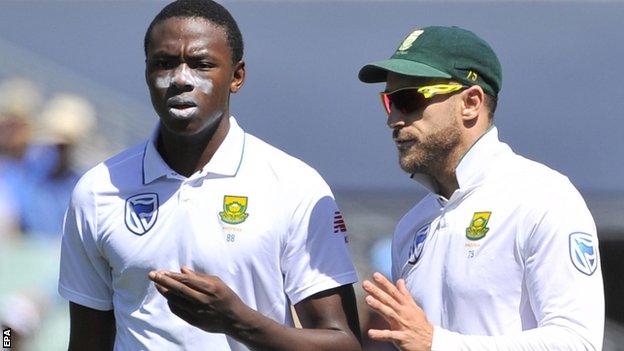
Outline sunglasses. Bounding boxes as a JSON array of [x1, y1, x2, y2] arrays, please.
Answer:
[[379, 83, 467, 116]]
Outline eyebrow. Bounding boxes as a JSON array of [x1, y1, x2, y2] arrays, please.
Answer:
[[148, 50, 217, 61]]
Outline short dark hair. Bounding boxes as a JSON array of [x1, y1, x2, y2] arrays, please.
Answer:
[[144, 0, 244, 64], [484, 94, 498, 121]]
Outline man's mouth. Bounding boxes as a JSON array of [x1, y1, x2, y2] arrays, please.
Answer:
[[394, 138, 417, 150], [167, 98, 198, 118], [168, 106, 198, 119]]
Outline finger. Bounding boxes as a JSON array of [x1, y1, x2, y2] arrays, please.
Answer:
[[161, 270, 188, 282], [149, 271, 206, 302], [181, 266, 195, 275], [365, 295, 400, 323], [174, 269, 221, 296], [363, 279, 401, 311], [372, 272, 404, 303], [397, 279, 424, 311], [368, 328, 402, 342], [397, 279, 410, 296], [154, 283, 170, 295]]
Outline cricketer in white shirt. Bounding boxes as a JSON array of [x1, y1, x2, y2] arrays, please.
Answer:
[[58, 117, 358, 350], [392, 127, 604, 350]]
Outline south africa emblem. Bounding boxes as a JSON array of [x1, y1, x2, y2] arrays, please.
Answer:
[[219, 195, 249, 225], [465, 211, 491, 240]]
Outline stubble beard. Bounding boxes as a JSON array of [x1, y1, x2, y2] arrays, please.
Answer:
[[398, 121, 462, 175]]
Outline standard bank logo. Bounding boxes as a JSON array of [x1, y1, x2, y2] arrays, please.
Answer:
[[408, 224, 430, 265], [569, 232, 598, 276], [125, 193, 159, 235]]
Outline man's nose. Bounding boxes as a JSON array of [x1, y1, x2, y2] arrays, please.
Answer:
[[171, 64, 194, 90], [387, 111, 406, 129]]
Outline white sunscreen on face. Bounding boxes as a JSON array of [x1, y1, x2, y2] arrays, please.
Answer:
[[155, 65, 213, 94], [195, 76, 213, 95], [155, 74, 173, 89]]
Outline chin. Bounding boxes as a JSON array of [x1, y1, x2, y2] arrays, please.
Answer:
[[399, 152, 426, 174], [175, 116, 225, 138]]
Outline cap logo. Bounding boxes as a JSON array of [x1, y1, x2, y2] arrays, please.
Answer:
[[467, 70, 478, 81], [397, 29, 424, 52]]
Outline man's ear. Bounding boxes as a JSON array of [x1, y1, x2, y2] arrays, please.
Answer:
[[460, 85, 485, 121], [230, 60, 245, 93]]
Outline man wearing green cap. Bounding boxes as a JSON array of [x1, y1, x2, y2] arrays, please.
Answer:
[[359, 26, 604, 350]]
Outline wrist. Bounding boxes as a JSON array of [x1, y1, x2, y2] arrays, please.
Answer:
[[225, 302, 264, 339]]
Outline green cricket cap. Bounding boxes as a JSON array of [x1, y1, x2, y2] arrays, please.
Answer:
[[358, 26, 502, 97]]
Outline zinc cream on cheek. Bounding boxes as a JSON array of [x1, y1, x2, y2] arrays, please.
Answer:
[[155, 66, 213, 94]]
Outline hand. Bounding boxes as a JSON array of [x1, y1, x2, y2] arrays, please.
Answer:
[[148, 267, 248, 334], [362, 272, 433, 351]]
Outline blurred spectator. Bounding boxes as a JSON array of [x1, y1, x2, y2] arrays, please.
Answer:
[[362, 235, 396, 351], [0, 77, 42, 238], [370, 235, 393, 279], [20, 94, 96, 237], [0, 293, 42, 351]]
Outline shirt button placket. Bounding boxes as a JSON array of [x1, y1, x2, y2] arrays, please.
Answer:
[[179, 181, 191, 202]]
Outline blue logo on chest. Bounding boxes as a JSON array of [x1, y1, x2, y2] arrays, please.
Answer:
[[125, 193, 159, 235], [408, 224, 430, 265]]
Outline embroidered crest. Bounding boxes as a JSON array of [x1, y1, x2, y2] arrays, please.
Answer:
[[125, 193, 159, 235], [219, 195, 249, 225], [569, 232, 598, 276], [397, 29, 424, 52], [465, 211, 491, 240]]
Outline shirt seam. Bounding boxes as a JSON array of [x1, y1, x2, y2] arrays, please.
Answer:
[[288, 270, 358, 304], [59, 282, 113, 310]]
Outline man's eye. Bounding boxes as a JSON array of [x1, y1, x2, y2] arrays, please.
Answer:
[[195, 61, 215, 70], [152, 59, 175, 69]]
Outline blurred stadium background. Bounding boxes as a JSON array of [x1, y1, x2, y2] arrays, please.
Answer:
[[0, 1, 622, 350]]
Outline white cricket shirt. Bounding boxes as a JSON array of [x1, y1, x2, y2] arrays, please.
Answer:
[[58, 117, 357, 351], [392, 127, 604, 350]]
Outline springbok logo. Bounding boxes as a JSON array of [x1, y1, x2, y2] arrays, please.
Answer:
[[125, 193, 159, 235], [397, 29, 424, 52], [219, 195, 249, 225], [465, 211, 491, 240], [569, 232, 598, 275]]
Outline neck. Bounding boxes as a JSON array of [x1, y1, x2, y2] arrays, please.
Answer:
[[426, 146, 463, 199], [428, 129, 486, 199], [157, 115, 230, 177]]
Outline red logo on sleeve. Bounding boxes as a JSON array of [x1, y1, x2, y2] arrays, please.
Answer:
[[333, 211, 347, 233]]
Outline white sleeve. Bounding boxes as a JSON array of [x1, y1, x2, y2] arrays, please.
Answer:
[[280, 175, 358, 305], [431, 184, 604, 350], [58, 179, 114, 311]]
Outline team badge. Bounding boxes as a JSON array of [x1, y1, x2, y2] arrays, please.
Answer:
[[569, 232, 598, 276], [408, 224, 430, 264], [219, 195, 249, 225], [125, 193, 159, 235], [465, 211, 491, 240]]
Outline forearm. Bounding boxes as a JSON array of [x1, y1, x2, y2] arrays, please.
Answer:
[[432, 324, 599, 351], [229, 306, 361, 351], [68, 303, 115, 351], [68, 334, 115, 351]]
